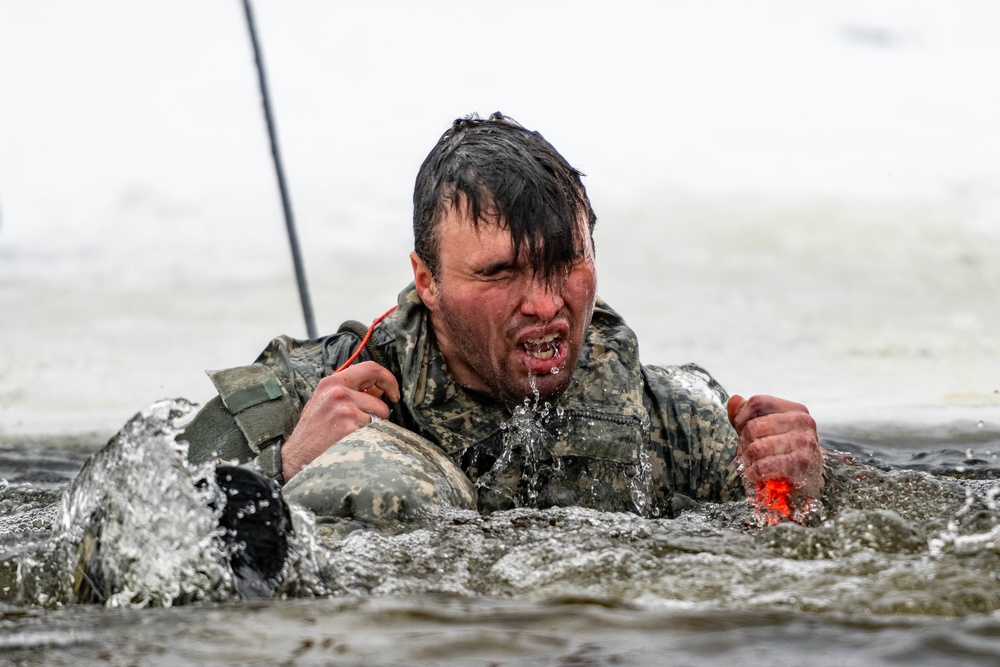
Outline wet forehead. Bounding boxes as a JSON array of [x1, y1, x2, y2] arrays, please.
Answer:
[[436, 202, 592, 272], [437, 205, 515, 269]]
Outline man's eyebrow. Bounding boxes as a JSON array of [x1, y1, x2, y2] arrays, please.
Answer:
[[474, 259, 518, 276]]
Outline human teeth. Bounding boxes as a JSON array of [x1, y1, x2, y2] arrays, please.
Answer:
[[523, 333, 559, 360]]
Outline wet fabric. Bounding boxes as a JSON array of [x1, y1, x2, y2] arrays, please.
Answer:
[[183, 284, 741, 518], [282, 420, 477, 523]]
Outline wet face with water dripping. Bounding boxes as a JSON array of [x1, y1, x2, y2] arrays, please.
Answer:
[[411, 200, 597, 407]]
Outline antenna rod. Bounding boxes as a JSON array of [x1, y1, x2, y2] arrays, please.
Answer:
[[242, 0, 317, 338]]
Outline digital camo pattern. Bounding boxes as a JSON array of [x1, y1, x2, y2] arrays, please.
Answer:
[[641, 363, 743, 503], [391, 286, 741, 513], [394, 289, 649, 514], [282, 420, 476, 522], [187, 284, 742, 518]]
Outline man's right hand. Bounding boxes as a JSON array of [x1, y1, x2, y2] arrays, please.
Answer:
[[280, 361, 401, 482]]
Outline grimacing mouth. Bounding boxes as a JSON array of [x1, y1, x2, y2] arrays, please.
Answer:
[[522, 332, 561, 360]]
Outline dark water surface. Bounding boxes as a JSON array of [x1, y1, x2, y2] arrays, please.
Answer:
[[4, 596, 1000, 666], [2, 402, 1000, 666]]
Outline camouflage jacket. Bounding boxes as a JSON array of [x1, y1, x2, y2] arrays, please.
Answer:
[[183, 285, 742, 516]]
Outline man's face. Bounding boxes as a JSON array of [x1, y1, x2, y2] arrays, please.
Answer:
[[411, 202, 597, 407]]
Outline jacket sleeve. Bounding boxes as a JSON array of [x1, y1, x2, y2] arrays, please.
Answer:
[[641, 363, 743, 502]]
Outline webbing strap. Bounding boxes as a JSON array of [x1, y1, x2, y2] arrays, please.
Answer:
[[207, 365, 297, 455]]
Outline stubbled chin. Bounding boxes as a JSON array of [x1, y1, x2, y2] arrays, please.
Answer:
[[518, 371, 572, 405]]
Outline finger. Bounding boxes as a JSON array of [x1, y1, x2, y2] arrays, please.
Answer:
[[307, 377, 389, 420], [740, 429, 819, 468], [369, 372, 401, 404], [361, 384, 384, 399], [729, 395, 810, 433], [740, 432, 824, 491], [355, 392, 392, 421], [742, 447, 816, 486], [740, 411, 817, 444], [727, 394, 746, 430], [353, 409, 378, 430], [336, 361, 401, 403]]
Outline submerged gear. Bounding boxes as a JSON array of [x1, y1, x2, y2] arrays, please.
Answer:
[[214, 465, 292, 598], [62, 401, 291, 605], [183, 285, 741, 519], [283, 419, 477, 522]]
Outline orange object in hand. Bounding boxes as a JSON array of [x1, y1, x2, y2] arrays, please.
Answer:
[[755, 477, 793, 525]]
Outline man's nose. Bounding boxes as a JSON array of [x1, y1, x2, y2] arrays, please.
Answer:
[[521, 278, 564, 320]]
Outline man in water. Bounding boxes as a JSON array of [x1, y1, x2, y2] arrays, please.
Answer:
[[182, 113, 824, 521]]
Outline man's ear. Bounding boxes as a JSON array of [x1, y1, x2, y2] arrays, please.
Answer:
[[410, 251, 439, 311]]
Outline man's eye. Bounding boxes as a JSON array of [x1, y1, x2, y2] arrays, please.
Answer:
[[477, 263, 517, 280], [482, 269, 513, 281]]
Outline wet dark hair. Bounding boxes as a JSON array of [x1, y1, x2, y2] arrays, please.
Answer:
[[413, 112, 597, 281]]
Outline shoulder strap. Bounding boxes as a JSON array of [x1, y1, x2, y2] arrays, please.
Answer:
[[336, 319, 392, 369]]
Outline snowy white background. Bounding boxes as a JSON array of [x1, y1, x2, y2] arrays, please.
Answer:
[[1, 1, 998, 441]]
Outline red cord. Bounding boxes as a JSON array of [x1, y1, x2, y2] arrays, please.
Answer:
[[334, 305, 398, 373]]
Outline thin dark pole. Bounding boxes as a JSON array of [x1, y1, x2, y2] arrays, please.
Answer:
[[242, 0, 317, 338]]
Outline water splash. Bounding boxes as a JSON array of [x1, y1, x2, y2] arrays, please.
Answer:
[[477, 374, 653, 516], [476, 375, 562, 507], [6, 399, 330, 607], [630, 435, 653, 518]]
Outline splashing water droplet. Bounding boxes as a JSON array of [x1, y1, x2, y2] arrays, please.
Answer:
[[528, 374, 541, 408], [476, 379, 561, 507]]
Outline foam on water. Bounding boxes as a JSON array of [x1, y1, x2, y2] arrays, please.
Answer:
[[2, 413, 1000, 628], [307, 489, 1000, 616]]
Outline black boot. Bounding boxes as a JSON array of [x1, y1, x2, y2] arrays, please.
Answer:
[[214, 465, 293, 598]]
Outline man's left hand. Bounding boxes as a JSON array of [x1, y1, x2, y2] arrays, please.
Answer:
[[726, 394, 824, 499]]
